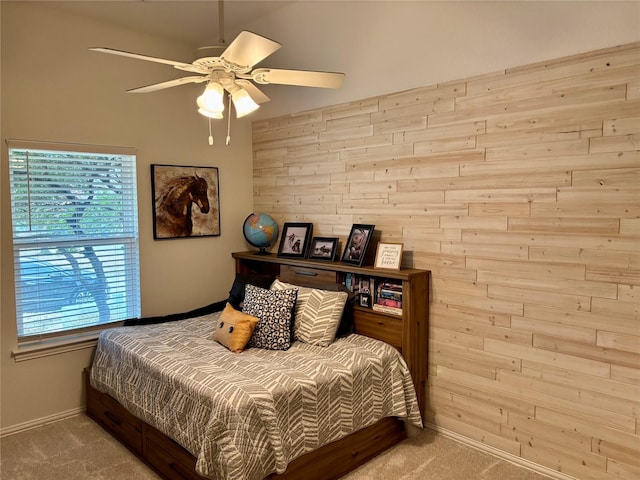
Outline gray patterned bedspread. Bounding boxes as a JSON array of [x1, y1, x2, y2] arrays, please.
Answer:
[[90, 312, 422, 480]]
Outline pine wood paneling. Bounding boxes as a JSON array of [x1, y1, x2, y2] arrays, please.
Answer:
[[252, 42, 640, 479]]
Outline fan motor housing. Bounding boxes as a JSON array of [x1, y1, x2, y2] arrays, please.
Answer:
[[193, 46, 227, 68]]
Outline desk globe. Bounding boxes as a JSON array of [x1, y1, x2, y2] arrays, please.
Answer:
[[243, 213, 279, 254]]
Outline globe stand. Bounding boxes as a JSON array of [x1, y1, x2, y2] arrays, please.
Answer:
[[254, 247, 270, 255]]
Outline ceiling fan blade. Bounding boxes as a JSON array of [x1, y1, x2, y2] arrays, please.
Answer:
[[221, 31, 281, 71], [90, 47, 207, 74], [127, 76, 208, 93], [90, 47, 191, 68], [251, 68, 345, 89], [235, 80, 270, 104]]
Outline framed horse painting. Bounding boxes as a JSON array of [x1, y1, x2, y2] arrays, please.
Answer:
[[151, 164, 220, 239]]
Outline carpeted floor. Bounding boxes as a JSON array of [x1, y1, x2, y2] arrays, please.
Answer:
[[0, 414, 553, 480]]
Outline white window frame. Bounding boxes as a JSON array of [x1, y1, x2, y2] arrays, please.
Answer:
[[7, 140, 141, 356]]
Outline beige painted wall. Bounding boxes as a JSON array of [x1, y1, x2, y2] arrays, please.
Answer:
[[1, 3, 638, 475], [252, 44, 640, 479], [0, 3, 253, 430]]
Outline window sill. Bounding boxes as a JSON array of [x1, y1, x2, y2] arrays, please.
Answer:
[[12, 332, 101, 362]]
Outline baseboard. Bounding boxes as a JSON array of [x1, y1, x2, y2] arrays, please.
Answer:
[[424, 422, 579, 480], [0, 412, 582, 480], [0, 406, 86, 438]]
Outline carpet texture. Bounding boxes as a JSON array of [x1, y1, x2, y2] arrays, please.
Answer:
[[0, 415, 553, 479]]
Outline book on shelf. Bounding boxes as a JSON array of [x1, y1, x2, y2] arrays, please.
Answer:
[[376, 298, 402, 309], [343, 273, 354, 292], [373, 279, 403, 315], [372, 303, 403, 316], [377, 281, 402, 298], [378, 281, 402, 291], [378, 290, 402, 302]]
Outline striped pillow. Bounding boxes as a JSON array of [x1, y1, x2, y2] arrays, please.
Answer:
[[271, 279, 348, 346]]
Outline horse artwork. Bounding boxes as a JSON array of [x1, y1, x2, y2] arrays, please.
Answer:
[[152, 165, 220, 239]]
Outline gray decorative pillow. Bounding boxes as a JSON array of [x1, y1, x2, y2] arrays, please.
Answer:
[[243, 284, 298, 351], [271, 279, 348, 347]]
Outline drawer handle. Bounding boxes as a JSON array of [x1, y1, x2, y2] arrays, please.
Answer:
[[293, 270, 317, 276], [104, 410, 122, 426], [170, 461, 194, 479]]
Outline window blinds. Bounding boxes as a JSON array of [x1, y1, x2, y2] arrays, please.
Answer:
[[8, 140, 141, 340]]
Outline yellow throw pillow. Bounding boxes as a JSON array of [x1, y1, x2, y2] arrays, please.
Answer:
[[213, 303, 259, 353]]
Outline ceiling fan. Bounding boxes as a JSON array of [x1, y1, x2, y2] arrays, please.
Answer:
[[89, 0, 345, 127]]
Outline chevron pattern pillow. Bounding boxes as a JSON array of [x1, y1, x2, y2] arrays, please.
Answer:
[[271, 279, 348, 346], [243, 284, 298, 351]]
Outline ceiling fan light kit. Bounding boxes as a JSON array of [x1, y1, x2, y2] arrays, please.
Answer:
[[90, 2, 345, 145], [197, 82, 225, 117], [229, 85, 259, 118], [198, 107, 224, 120]]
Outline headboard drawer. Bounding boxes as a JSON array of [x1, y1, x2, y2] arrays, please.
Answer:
[[279, 265, 337, 286], [353, 310, 402, 350]]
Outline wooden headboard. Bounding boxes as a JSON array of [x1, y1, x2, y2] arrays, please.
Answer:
[[232, 251, 430, 415]]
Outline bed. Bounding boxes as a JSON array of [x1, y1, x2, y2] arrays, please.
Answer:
[[86, 252, 429, 480]]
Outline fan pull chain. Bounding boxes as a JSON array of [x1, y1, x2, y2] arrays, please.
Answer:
[[226, 93, 232, 146], [208, 118, 214, 146]]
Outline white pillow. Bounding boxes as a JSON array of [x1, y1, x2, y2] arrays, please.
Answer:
[[271, 279, 348, 346]]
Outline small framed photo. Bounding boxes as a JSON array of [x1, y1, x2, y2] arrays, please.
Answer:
[[277, 223, 313, 258], [308, 237, 339, 261], [374, 242, 404, 270], [340, 224, 375, 267], [359, 293, 371, 308]]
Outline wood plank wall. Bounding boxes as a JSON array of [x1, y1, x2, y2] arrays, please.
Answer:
[[252, 43, 640, 480]]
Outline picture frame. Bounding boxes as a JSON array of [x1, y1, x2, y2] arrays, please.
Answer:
[[151, 164, 220, 240], [340, 224, 375, 267], [374, 242, 404, 270], [277, 222, 313, 258], [359, 292, 371, 308], [308, 237, 339, 261]]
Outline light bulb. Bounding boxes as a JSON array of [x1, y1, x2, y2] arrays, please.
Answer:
[[231, 88, 259, 118], [197, 82, 224, 117], [198, 108, 223, 119]]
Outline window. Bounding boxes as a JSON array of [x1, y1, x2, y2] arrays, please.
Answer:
[[8, 140, 141, 341]]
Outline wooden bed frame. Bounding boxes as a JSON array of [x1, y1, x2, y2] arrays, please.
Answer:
[[85, 252, 429, 480]]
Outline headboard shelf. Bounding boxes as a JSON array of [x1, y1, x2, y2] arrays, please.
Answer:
[[232, 251, 426, 281], [232, 251, 430, 416]]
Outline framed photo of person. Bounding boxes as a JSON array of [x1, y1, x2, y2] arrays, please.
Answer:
[[277, 222, 313, 258], [340, 224, 375, 267], [308, 237, 339, 261]]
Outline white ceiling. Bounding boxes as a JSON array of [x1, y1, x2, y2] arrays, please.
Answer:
[[47, 1, 294, 47], [44, 0, 640, 120]]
